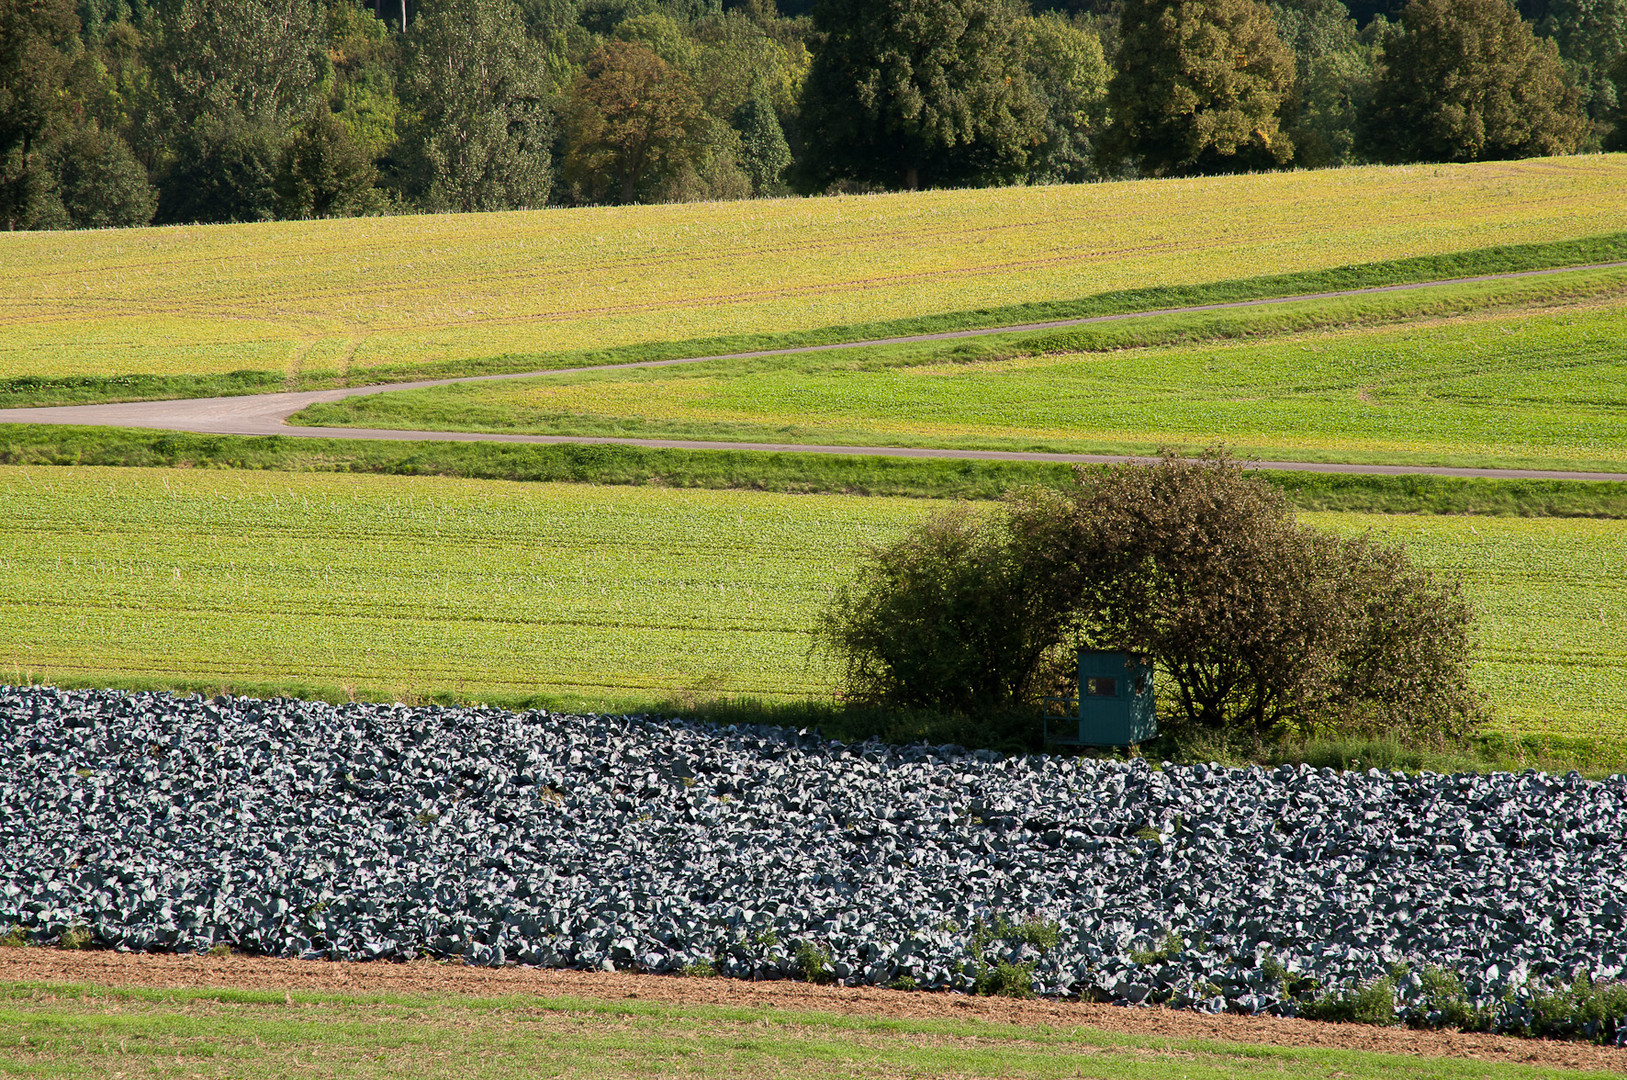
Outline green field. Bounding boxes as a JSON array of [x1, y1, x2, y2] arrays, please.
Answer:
[[2, 157, 1625, 387], [3, 466, 1622, 756], [295, 270, 1627, 472], [0, 468, 921, 704], [5, 982, 1612, 1080]]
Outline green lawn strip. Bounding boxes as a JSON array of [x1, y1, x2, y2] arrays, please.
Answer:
[[0, 982, 1613, 1080], [291, 270, 1627, 475], [5, 231, 1625, 408], [6, 425, 1627, 516]]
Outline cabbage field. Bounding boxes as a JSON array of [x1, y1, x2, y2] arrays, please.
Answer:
[[3, 688, 1624, 1044]]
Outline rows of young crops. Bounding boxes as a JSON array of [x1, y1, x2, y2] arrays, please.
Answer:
[[3, 158, 1626, 381], [1, 467, 1622, 746], [0, 468, 925, 705], [298, 277, 1627, 472]]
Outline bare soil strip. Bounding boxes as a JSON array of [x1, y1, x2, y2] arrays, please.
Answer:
[[5, 262, 1627, 481], [4, 951, 1622, 1074]]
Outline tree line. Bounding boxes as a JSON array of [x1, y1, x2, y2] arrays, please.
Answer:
[[3, 0, 1623, 229]]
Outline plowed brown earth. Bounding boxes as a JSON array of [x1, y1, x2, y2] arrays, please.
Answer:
[[4, 950, 1623, 1074]]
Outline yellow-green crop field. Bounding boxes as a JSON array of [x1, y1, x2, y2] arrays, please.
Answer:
[[298, 271, 1627, 472], [3, 467, 1622, 750], [3, 156, 1626, 382]]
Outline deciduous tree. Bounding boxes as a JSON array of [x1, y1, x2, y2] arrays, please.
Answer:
[[798, 0, 1042, 190], [0, 0, 81, 228], [1360, 0, 1587, 161], [731, 84, 791, 193], [1008, 452, 1482, 740], [400, 0, 554, 211], [1103, 0, 1297, 175], [50, 122, 156, 227], [145, 0, 327, 131], [1522, 0, 1627, 131], [1018, 11, 1112, 183], [561, 39, 704, 202], [820, 452, 1485, 746], [276, 109, 382, 218]]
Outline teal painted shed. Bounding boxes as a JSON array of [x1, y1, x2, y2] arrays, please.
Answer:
[[1043, 650, 1157, 748]]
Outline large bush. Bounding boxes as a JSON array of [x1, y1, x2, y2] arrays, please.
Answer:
[[816, 506, 1076, 715], [820, 452, 1485, 744]]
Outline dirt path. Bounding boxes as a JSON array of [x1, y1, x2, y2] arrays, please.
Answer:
[[4, 951, 1622, 1074], [5, 260, 1627, 482]]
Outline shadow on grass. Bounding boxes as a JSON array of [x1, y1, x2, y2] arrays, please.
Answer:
[[10, 674, 1621, 777]]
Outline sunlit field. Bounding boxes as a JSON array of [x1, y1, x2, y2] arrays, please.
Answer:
[[294, 270, 1627, 472], [3, 156, 1625, 382], [3, 467, 1622, 751]]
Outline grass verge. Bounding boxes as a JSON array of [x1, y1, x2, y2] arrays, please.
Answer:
[[5, 424, 1627, 515], [0, 981, 1617, 1079], [292, 267, 1627, 474], [5, 230, 1626, 407]]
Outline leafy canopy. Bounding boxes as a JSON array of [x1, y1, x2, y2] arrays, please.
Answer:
[[820, 452, 1485, 745], [798, 0, 1043, 190], [1104, 0, 1298, 175], [400, 0, 554, 212], [1361, 0, 1588, 161], [561, 38, 706, 203]]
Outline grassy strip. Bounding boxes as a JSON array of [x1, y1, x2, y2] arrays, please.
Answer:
[[293, 268, 1627, 474], [5, 231, 1625, 407], [0, 981, 1614, 1079], [5, 424, 1627, 516]]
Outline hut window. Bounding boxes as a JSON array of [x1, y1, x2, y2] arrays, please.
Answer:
[[1087, 677, 1117, 696]]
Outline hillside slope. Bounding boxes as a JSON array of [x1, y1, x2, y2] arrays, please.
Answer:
[[4, 157, 1625, 384]]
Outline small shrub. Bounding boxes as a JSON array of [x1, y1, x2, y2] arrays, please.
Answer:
[[1302, 976, 1398, 1025], [815, 505, 1076, 715], [794, 941, 835, 985], [975, 960, 1035, 999], [0, 925, 27, 948], [1409, 965, 1493, 1031], [1262, 952, 1320, 998], [887, 975, 918, 991], [1130, 933, 1185, 965], [966, 914, 1058, 998], [57, 924, 92, 951], [678, 960, 721, 978], [1525, 974, 1627, 1044], [208, 943, 233, 957], [1011, 917, 1060, 954]]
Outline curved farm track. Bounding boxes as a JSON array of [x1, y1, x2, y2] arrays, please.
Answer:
[[5, 950, 1623, 1073], [6, 260, 1627, 481]]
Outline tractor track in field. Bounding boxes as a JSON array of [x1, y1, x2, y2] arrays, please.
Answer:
[[4, 951, 1623, 1073], [6, 260, 1627, 482]]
